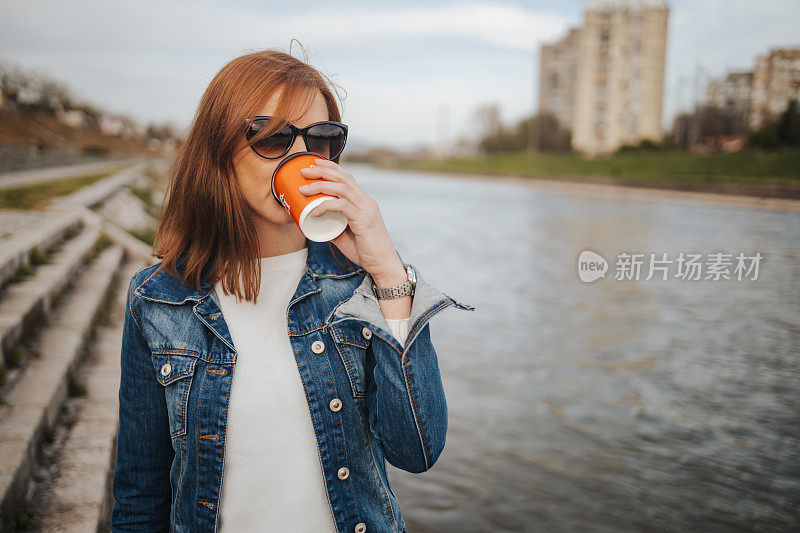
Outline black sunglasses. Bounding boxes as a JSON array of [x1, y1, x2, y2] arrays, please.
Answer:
[[244, 116, 348, 161]]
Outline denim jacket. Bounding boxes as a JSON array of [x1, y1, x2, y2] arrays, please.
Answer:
[[111, 237, 475, 532]]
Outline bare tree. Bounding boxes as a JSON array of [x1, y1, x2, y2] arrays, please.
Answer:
[[38, 78, 74, 109], [0, 60, 74, 109], [472, 103, 503, 141]]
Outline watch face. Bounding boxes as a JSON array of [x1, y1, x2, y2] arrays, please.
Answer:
[[405, 265, 417, 283]]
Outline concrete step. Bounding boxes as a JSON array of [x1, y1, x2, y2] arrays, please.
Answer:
[[0, 220, 103, 368], [50, 162, 149, 210], [24, 257, 146, 532], [0, 207, 83, 290], [0, 243, 126, 530]]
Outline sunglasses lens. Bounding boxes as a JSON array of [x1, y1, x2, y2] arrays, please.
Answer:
[[248, 119, 293, 158], [305, 123, 347, 159]]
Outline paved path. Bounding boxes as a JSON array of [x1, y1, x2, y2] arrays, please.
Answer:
[[0, 157, 146, 191]]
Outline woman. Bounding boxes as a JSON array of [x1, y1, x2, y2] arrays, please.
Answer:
[[111, 49, 474, 532]]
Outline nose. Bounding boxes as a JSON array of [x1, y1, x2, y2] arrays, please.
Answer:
[[286, 132, 309, 156]]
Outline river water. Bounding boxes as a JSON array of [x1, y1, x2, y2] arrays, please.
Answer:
[[346, 163, 800, 532]]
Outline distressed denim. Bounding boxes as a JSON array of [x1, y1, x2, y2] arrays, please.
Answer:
[[111, 237, 475, 532]]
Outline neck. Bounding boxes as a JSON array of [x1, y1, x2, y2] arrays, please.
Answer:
[[252, 217, 308, 258]]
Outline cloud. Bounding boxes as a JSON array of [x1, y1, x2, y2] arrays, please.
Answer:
[[0, 0, 569, 147], [663, 0, 800, 123], [2, 0, 797, 147], [1, 1, 569, 55], [262, 2, 569, 51]]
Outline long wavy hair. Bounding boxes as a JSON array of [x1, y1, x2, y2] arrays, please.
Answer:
[[150, 47, 357, 304]]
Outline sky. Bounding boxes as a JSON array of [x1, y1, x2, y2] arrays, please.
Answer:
[[1, 0, 798, 151]]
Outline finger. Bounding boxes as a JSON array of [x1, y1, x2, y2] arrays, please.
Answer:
[[300, 165, 371, 205], [299, 180, 364, 209], [310, 197, 359, 221], [300, 164, 345, 183], [311, 159, 369, 197], [312, 158, 339, 169]]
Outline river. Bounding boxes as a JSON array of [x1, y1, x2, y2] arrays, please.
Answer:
[[345, 163, 800, 532]]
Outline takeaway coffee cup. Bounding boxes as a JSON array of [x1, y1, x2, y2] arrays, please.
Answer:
[[271, 151, 348, 242]]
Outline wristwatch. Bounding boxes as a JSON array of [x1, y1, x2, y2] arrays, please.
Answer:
[[372, 264, 416, 300]]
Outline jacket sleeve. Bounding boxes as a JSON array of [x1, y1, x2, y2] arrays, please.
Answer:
[[328, 257, 476, 473], [111, 273, 173, 531]]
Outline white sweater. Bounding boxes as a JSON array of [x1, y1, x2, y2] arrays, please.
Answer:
[[214, 245, 410, 531]]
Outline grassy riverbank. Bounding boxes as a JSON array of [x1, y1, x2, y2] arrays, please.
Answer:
[[0, 170, 117, 209], [391, 147, 800, 199]]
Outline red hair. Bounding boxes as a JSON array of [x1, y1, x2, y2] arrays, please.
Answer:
[[151, 47, 347, 304]]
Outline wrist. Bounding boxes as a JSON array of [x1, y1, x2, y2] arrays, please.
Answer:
[[371, 259, 406, 288]]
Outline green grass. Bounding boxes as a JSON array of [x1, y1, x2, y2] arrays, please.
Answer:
[[129, 185, 152, 206], [8, 263, 35, 284], [6, 346, 25, 368], [88, 233, 114, 262], [14, 508, 35, 530], [0, 170, 117, 209], [394, 147, 800, 198], [29, 246, 49, 266], [1, 246, 54, 292], [129, 185, 160, 218], [128, 227, 156, 246]]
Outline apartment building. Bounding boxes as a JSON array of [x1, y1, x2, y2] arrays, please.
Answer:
[[538, 27, 582, 134], [539, 0, 669, 155], [706, 71, 753, 135], [749, 48, 800, 130]]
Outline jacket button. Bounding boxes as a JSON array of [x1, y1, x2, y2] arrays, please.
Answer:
[[311, 340, 325, 354], [355, 522, 366, 532], [361, 326, 372, 340], [160, 363, 171, 377], [329, 398, 342, 412], [337, 466, 349, 479]]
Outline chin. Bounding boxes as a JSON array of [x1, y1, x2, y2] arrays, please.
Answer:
[[245, 201, 286, 225], [270, 208, 295, 226]]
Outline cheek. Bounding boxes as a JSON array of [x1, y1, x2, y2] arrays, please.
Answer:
[[239, 175, 292, 219], [232, 150, 292, 220], [235, 156, 276, 200]]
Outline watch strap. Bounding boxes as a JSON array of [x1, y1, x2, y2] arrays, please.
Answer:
[[372, 265, 416, 300]]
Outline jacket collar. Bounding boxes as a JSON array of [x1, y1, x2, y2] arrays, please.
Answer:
[[134, 237, 366, 305]]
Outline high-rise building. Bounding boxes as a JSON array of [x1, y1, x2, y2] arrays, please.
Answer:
[[706, 71, 753, 135], [749, 48, 800, 131], [540, 0, 669, 155], [538, 27, 582, 132]]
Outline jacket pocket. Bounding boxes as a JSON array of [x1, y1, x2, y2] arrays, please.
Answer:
[[329, 321, 371, 399], [150, 349, 200, 438]]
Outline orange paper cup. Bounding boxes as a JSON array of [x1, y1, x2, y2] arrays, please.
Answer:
[[271, 151, 348, 242]]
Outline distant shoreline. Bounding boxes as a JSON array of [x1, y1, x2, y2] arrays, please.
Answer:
[[371, 165, 800, 214]]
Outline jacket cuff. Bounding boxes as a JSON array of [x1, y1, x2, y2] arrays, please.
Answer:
[[326, 262, 474, 353]]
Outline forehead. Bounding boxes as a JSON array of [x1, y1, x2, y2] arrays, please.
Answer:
[[255, 87, 328, 126]]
